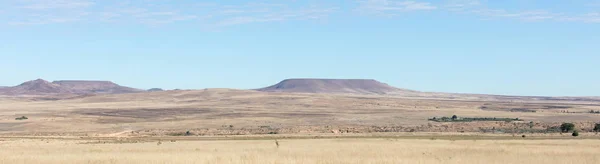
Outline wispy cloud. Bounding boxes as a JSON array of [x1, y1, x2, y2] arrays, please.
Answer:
[[471, 9, 561, 21], [97, 7, 199, 25], [357, 0, 437, 16], [442, 0, 598, 23], [214, 6, 338, 27], [19, 0, 94, 10], [4, 0, 600, 26], [560, 12, 600, 23], [5, 0, 337, 27], [444, 0, 480, 12], [8, 0, 93, 25]]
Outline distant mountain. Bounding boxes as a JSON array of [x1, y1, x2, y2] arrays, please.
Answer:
[[52, 80, 143, 94], [256, 79, 414, 94], [0, 79, 144, 96], [147, 88, 164, 92], [0, 79, 72, 95]]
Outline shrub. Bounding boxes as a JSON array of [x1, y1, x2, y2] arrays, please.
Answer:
[[594, 123, 600, 132], [522, 135, 526, 138], [560, 123, 575, 133], [451, 115, 458, 120], [529, 121, 534, 129], [572, 131, 579, 137], [15, 116, 28, 120]]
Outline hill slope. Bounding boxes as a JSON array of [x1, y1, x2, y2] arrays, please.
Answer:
[[0, 79, 144, 95], [0, 79, 72, 95], [257, 79, 412, 94], [52, 80, 143, 94]]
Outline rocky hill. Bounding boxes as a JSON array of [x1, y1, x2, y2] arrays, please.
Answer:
[[0, 79, 143, 96], [0, 79, 71, 95], [52, 80, 143, 94], [147, 88, 165, 92]]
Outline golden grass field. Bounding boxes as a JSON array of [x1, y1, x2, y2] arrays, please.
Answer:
[[1, 137, 599, 164]]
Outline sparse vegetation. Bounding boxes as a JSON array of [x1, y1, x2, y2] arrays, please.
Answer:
[[560, 123, 575, 133], [593, 123, 600, 132], [167, 131, 194, 136], [429, 116, 522, 122], [2, 138, 600, 163], [529, 121, 534, 129], [15, 116, 28, 120]]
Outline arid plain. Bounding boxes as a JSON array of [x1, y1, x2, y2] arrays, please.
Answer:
[[1, 79, 600, 163]]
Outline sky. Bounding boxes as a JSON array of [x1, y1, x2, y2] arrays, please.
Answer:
[[1, 0, 599, 96]]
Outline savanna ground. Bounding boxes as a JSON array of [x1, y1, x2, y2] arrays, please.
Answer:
[[1, 89, 600, 136], [1, 89, 600, 163], [1, 137, 599, 164]]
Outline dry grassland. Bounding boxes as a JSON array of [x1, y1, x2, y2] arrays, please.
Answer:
[[1, 138, 599, 164], [1, 89, 600, 135]]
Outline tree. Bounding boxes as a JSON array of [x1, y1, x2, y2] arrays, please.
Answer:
[[529, 121, 534, 129], [572, 130, 579, 137], [560, 123, 575, 133], [593, 123, 600, 132], [451, 115, 458, 120]]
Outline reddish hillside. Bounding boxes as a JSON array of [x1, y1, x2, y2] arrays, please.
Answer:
[[0, 79, 144, 96], [0, 79, 72, 95], [256, 79, 412, 94], [52, 80, 143, 94]]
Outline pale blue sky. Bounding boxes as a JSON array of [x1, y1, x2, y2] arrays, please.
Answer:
[[1, 0, 599, 96]]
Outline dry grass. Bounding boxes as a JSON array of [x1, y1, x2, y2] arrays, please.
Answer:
[[1, 89, 600, 135], [1, 138, 599, 164]]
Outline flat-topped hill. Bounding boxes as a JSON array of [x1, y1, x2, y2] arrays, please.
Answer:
[[256, 79, 411, 94], [52, 80, 143, 94], [0, 79, 143, 95]]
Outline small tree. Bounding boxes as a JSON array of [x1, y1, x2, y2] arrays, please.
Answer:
[[593, 123, 600, 132], [451, 115, 458, 120], [529, 121, 534, 129], [560, 123, 575, 133], [572, 130, 579, 137]]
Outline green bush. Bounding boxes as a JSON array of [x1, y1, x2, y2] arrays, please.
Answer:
[[572, 131, 579, 137], [560, 123, 575, 133], [451, 115, 458, 120], [15, 116, 28, 120]]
